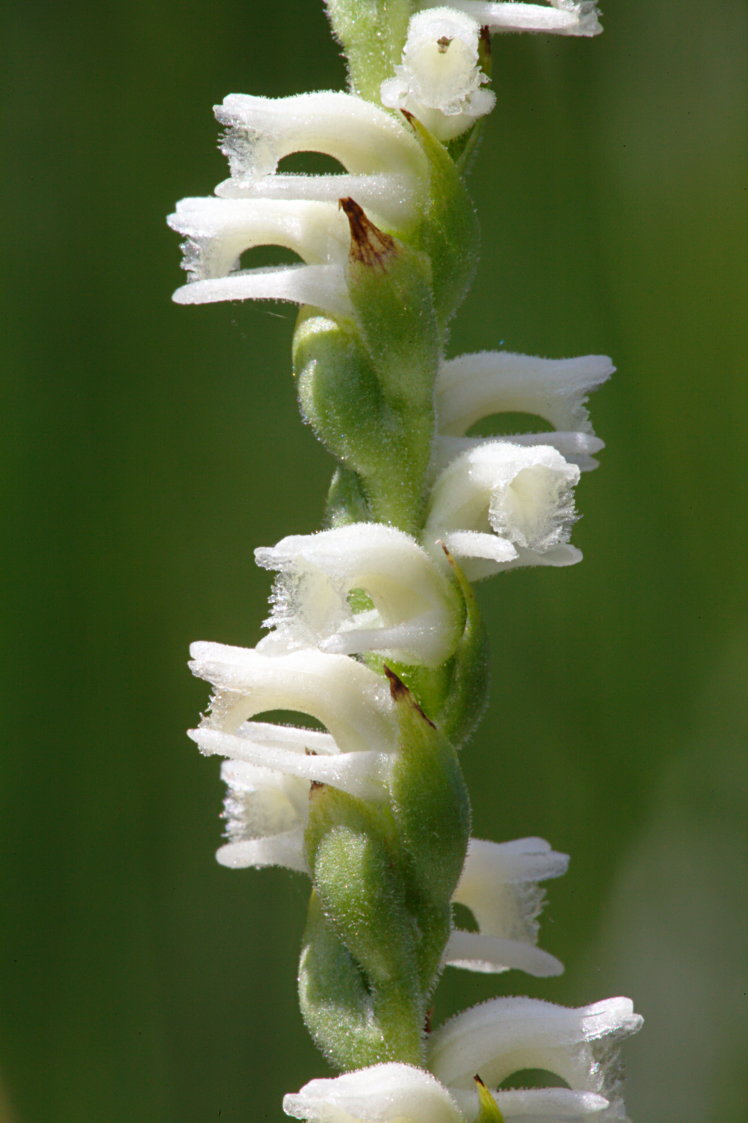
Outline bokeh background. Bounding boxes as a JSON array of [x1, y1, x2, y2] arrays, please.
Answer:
[[3, 1, 747, 1119]]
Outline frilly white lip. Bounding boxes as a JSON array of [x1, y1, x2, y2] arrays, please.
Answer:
[[255, 522, 462, 667]]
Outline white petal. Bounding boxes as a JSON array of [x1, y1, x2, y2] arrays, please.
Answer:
[[451, 1085, 610, 1120], [256, 523, 462, 666], [189, 642, 396, 755], [435, 352, 613, 437], [428, 996, 643, 1093], [168, 196, 349, 278], [444, 930, 563, 976], [434, 433, 605, 474], [215, 172, 418, 230], [443, 2, 602, 37], [215, 91, 426, 184], [190, 726, 392, 801], [454, 837, 569, 943], [283, 1063, 464, 1123], [380, 9, 496, 141], [216, 829, 307, 872], [171, 263, 351, 317]]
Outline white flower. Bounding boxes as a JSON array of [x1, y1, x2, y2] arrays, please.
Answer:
[[428, 995, 642, 1118], [380, 8, 496, 141], [434, 1, 602, 38], [255, 523, 463, 667], [188, 644, 399, 871], [283, 989, 642, 1123], [425, 441, 581, 580], [435, 351, 613, 438], [169, 91, 426, 313], [445, 837, 568, 977], [189, 642, 396, 751], [434, 432, 605, 474]]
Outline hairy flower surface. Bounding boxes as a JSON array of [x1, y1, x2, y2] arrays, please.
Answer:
[[435, 1, 602, 38], [380, 8, 496, 140], [256, 523, 462, 666]]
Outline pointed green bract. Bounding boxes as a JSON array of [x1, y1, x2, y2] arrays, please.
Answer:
[[324, 0, 415, 102]]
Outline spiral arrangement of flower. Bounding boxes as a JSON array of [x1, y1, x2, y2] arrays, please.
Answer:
[[169, 2, 642, 1119]]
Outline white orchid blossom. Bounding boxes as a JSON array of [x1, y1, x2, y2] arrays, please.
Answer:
[[170, 90, 427, 314], [436, 1, 602, 38], [428, 996, 643, 1112], [425, 441, 581, 579], [445, 837, 568, 976], [435, 351, 613, 438], [216, 758, 311, 872], [255, 523, 462, 666], [380, 8, 496, 141], [189, 642, 397, 753], [283, 990, 641, 1123]]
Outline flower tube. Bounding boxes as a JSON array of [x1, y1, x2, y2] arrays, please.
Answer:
[[256, 523, 463, 666]]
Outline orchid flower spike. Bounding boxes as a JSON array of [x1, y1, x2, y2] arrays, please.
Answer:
[[255, 523, 463, 667], [169, 91, 426, 314], [445, 836, 569, 977], [425, 441, 581, 580], [435, 351, 614, 438], [380, 8, 496, 141], [436, 1, 603, 38]]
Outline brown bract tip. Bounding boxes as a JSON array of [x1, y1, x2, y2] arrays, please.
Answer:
[[384, 665, 436, 727], [339, 197, 395, 269]]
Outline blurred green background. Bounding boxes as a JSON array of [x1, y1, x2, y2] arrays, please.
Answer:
[[3, 1, 747, 1119]]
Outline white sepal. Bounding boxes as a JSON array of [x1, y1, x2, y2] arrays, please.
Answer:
[[189, 725, 392, 802], [215, 171, 418, 229], [444, 929, 563, 977], [189, 642, 396, 754], [425, 441, 580, 580], [256, 523, 462, 667], [435, 351, 613, 437], [435, 432, 605, 474], [380, 8, 496, 141], [440, 1, 602, 38], [428, 995, 644, 1096], [455, 1085, 611, 1120], [284, 1063, 464, 1123], [215, 91, 426, 184], [171, 263, 351, 318]]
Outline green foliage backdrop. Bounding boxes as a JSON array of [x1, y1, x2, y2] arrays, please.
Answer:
[[3, 2, 746, 1120]]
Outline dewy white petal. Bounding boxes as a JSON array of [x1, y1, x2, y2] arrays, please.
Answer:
[[171, 264, 351, 318], [189, 726, 391, 802], [455, 837, 569, 942], [380, 8, 496, 141], [435, 352, 614, 437], [435, 432, 605, 475], [215, 172, 418, 230], [428, 995, 644, 1095], [189, 642, 396, 754], [283, 1063, 464, 1123], [215, 91, 427, 184], [167, 197, 349, 279], [441, 1, 602, 38], [444, 929, 563, 977], [425, 442, 580, 579], [256, 523, 462, 667]]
